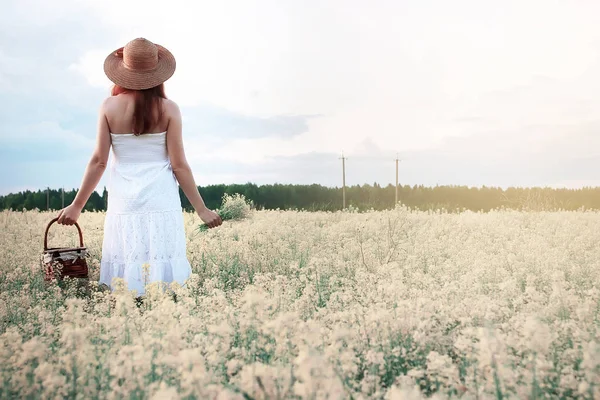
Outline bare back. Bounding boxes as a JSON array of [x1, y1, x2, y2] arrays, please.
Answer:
[[104, 93, 171, 134], [99, 93, 188, 174]]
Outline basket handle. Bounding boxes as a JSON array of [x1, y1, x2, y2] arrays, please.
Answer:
[[44, 217, 84, 251]]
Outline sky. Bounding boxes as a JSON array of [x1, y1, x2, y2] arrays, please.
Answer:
[[1, 0, 600, 196]]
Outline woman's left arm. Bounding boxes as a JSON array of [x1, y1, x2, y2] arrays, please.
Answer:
[[57, 100, 111, 225]]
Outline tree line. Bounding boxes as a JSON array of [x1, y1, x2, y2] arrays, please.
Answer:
[[1, 183, 600, 213]]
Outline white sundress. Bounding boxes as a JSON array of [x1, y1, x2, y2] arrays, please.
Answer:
[[99, 131, 192, 296]]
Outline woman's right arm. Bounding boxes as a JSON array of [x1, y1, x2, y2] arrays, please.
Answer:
[[165, 100, 222, 228]]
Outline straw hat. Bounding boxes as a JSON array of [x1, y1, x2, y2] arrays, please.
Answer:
[[104, 38, 176, 90]]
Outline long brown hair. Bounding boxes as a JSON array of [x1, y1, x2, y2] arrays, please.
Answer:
[[111, 84, 167, 135]]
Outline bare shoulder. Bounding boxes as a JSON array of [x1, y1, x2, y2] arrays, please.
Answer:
[[163, 98, 181, 117], [101, 94, 128, 113], [100, 96, 113, 112]]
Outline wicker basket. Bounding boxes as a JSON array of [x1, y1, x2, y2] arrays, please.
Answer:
[[41, 217, 89, 281]]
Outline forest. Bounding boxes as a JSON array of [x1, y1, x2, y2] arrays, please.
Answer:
[[1, 183, 600, 213]]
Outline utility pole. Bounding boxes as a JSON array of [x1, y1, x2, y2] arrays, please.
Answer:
[[62, 186, 65, 208], [395, 155, 398, 205], [339, 152, 347, 209]]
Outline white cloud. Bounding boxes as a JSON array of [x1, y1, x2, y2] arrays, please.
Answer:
[[3, 0, 600, 192], [69, 50, 114, 89], [2, 121, 95, 149]]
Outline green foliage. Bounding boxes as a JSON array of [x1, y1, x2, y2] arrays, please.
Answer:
[[4, 183, 600, 213], [1, 187, 106, 212]]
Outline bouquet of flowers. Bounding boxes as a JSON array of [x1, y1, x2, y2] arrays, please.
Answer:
[[197, 193, 253, 232]]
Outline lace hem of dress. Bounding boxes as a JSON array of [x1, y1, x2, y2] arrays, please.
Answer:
[[102, 210, 188, 264], [99, 257, 192, 296]]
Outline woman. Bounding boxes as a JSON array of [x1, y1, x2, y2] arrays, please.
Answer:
[[56, 37, 222, 296]]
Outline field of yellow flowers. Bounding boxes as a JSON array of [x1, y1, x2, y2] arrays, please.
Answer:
[[1, 206, 600, 399]]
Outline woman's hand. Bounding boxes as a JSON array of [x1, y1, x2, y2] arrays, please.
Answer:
[[198, 208, 222, 229], [56, 204, 82, 226]]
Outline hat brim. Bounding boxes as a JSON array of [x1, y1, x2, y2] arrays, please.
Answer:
[[103, 44, 176, 90]]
